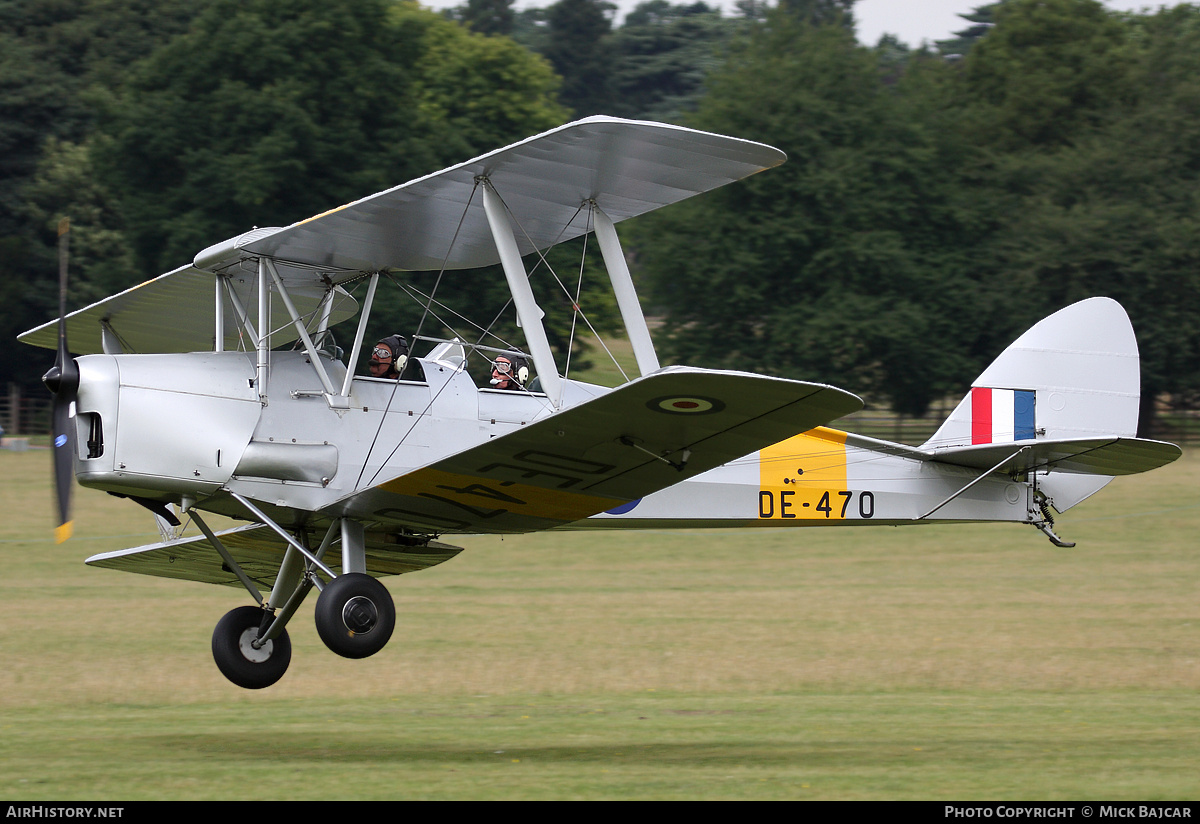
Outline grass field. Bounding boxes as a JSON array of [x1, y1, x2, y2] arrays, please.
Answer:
[[1, 446, 1198, 800]]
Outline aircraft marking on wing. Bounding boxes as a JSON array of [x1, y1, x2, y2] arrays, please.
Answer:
[[376, 466, 625, 525], [605, 498, 642, 515], [758, 426, 872, 521], [646, 395, 726, 414]]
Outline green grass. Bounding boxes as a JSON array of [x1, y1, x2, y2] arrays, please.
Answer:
[[1, 447, 1199, 799], [4, 693, 1195, 800], [568, 330, 639, 387]]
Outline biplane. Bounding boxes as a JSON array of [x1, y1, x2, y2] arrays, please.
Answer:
[[19, 117, 1181, 689]]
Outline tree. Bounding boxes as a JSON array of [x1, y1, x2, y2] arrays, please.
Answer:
[[90, 0, 617, 382], [452, 0, 515, 36], [539, 0, 617, 116], [91, 0, 566, 278], [934, 1, 1004, 57], [607, 1, 740, 122], [400, 7, 565, 164], [632, 7, 976, 415], [776, 0, 856, 29], [0, 0, 205, 231], [956, 2, 1200, 433], [0, 0, 211, 389], [2, 0, 572, 392], [23, 137, 136, 305], [959, 0, 1131, 150]]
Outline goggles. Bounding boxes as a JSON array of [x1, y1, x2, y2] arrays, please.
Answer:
[[492, 359, 513, 374], [371, 347, 393, 360]]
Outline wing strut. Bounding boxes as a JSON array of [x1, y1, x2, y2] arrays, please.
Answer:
[[263, 258, 341, 401], [593, 204, 660, 376], [190, 508, 266, 604], [340, 271, 380, 397], [480, 178, 563, 406], [227, 491, 339, 580], [256, 258, 270, 404], [214, 273, 224, 353]]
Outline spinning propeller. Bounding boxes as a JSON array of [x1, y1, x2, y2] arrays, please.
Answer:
[[43, 218, 77, 543]]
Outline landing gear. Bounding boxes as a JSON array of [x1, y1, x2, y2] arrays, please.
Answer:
[[198, 506, 397, 683], [1033, 489, 1076, 547], [212, 605, 292, 689], [314, 572, 396, 659]]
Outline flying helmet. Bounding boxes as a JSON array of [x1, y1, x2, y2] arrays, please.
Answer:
[[492, 349, 530, 387], [372, 334, 409, 376]]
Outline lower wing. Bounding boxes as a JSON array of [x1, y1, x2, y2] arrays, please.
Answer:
[[329, 366, 863, 533]]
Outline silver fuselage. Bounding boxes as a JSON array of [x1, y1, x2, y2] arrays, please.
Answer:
[[71, 349, 1034, 533]]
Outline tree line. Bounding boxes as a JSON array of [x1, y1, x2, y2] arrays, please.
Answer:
[[632, 0, 1200, 430], [2, 0, 1198, 435]]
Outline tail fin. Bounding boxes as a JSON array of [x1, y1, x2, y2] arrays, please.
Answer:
[[924, 297, 1145, 512], [926, 297, 1140, 448]]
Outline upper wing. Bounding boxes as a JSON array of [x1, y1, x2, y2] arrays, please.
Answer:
[[332, 367, 862, 533], [18, 262, 357, 355], [214, 116, 786, 276], [22, 118, 783, 354]]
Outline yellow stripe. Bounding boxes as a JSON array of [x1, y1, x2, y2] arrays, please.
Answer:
[[379, 468, 622, 523], [295, 202, 352, 226], [758, 427, 848, 520], [55, 521, 74, 543]]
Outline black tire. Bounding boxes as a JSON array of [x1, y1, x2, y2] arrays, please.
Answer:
[[212, 605, 292, 689], [314, 573, 396, 659]]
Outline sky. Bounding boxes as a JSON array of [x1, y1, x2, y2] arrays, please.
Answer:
[[847, 0, 1155, 46], [417, 0, 1161, 46]]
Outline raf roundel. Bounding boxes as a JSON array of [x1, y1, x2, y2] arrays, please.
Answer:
[[646, 395, 726, 415]]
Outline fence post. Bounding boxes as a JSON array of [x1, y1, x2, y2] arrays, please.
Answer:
[[5, 382, 18, 435]]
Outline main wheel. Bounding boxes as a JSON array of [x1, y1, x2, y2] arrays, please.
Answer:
[[212, 606, 292, 689], [314, 573, 396, 659]]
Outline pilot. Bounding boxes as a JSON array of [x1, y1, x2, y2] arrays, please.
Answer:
[[490, 351, 530, 391], [367, 335, 409, 380]]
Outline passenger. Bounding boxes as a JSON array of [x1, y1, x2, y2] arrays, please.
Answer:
[[367, 335, 409, 380], [490, 352, 531, 391]]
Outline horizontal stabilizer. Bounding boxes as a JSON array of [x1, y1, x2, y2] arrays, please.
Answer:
[[336, 366, 862, 533], [926, 437, 1181, 476], [85, 524, 462, 587]]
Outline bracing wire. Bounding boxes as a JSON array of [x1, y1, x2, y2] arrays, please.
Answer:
[[355, 183, 481, 492], [493, 193, 631, 384], [562, 207, 592, 381]]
